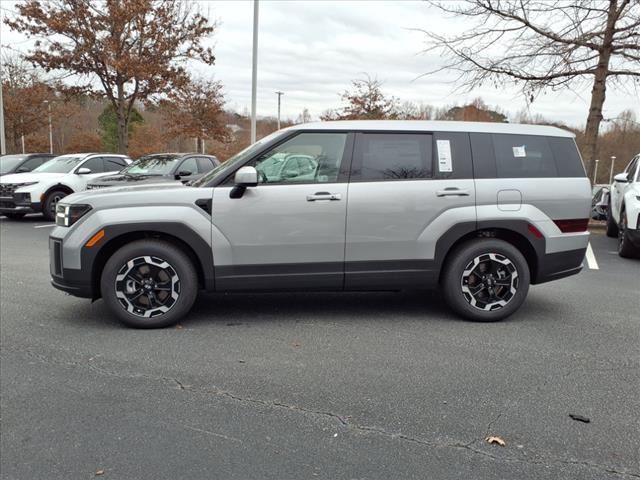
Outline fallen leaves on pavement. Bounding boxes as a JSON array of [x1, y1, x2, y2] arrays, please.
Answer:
[[485, 436, 506, 447]]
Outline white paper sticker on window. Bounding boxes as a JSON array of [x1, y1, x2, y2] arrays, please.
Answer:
[[512, 145, 526, 157], [437, 140, 453, 172]]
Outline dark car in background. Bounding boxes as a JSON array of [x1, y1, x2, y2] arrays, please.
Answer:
[[0, 153, 56, 176], [86, 153, 219, 190]]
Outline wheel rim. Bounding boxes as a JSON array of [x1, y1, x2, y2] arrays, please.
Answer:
[[114, 256, 180, 318], [49, 193, 65, 214], [461, 253, 519, 311]]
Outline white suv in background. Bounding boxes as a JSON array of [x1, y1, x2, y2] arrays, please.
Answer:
[[0, 153, 130, 221], [607, 153, 640, 257]]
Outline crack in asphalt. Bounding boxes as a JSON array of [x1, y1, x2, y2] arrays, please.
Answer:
[[5, 344, 640, 479]]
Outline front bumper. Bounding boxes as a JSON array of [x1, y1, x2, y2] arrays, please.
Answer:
[[0, 195, 42, 214], [49, 237, 93, 298]]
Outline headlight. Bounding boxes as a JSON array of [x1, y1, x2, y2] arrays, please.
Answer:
[[14, 181, 39, 189], [55, 203, 92, 227]]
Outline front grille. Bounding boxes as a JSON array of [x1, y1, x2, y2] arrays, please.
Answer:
[[0, 183, 19, 196], [86, 184, 108, 190]]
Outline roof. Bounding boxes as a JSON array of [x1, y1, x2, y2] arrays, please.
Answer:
[[291, 120, 575, 138]]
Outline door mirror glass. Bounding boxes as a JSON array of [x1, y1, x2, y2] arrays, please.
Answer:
[[234, 166, 258, 187], [614, 173, 629, 183], [77, 167, 92, 174], [177, 170, 193, 177]]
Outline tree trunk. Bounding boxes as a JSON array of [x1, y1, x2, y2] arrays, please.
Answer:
[[116, 79, 128, 154], [582, 0, 617, 181], [196, 136, 203, 154]]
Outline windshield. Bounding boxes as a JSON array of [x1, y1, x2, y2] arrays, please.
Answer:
[[0, 155, 27, 174], [34, 155, 84, 173], [191, 130, 287, 187], [124, 155, 182, 176]]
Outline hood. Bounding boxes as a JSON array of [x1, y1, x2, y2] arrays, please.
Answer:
[[65, 182, 192, 208], [89, 173, 177, 187], [0, 172, 66, 184]]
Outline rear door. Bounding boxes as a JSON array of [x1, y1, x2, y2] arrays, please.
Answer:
[[345, 131, 476, 289], [212, 132, 352, 290]]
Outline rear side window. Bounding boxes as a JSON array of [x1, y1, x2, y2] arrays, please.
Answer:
[[471, 133, 585, 178], [492, 134, 558, 178], [353, 133, 432, 181]]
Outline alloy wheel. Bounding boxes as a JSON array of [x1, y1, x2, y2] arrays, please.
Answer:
[[114, 256, 180, 318], [461, 253, 519, 311]]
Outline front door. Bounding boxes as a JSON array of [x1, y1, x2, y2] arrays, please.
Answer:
[[212, 132, 352, 290]]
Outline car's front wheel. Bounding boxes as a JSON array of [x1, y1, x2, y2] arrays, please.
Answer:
[[617, 210, 637, 258], [43, 190, 69, 221], [606, 201, 619, 238], [100, 240, 199, 328], [441, 239, 530, 322]]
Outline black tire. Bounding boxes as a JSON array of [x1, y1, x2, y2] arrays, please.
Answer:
[[617, 210, 637, 258], [441, 239, 530, 322], [42, 190, 69, 221], [606, 201, 618, 238], [3, 213, 26, 220], [100, 239, 198, 328]]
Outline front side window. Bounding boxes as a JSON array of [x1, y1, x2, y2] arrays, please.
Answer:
[[197, 157, 216, 173], [353, 133, 433, 181], [178, 157, 198, 175], [251, 133, 347, 184], [104, 156, 127, 171], [34, 155, 84, 173], [80, 157, 104, 173]]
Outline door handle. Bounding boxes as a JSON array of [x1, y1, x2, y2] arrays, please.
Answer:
[[306, 192, 341, 201], [436, 188, 470, 197]]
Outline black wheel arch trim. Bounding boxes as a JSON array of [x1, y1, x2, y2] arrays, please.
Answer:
[[80, 222, 214, 299]]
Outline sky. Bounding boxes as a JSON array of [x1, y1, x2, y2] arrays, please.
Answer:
[[1, 0, 638, 127]]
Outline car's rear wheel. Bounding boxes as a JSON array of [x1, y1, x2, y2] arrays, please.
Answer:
[[441, 239, 530, 322], [606, 201, 619, 238], [3, 213, 26, 220], [617, 210, 636, 258], [101, 240, 198, 328], [43, 190, 68, 221]]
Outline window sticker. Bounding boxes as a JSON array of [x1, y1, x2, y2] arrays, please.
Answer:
[[512, 145, 527, 157], [437, 139, 453, 172]]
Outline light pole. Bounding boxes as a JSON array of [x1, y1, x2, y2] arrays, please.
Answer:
[[609, 156, 616, 184], [593, 159, 599, 184], [0, 70, 5, 155], [275, 91, 284, 130], [250, 0, 259, 144], [44, 100, 53, 154]]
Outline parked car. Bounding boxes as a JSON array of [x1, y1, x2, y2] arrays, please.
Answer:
[[49, 120, 591, 328], [86, 153, 219, 190], [0, 153, 56, 176], [590, 184, 609, 221], [0, 153, 130, 220], [606, 153, 640, 257]]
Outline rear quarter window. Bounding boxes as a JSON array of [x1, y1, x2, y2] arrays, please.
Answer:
[[470, 133, 585, 178]]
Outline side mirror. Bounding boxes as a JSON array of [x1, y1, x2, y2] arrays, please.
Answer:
[[176, 170, 193, 178], [77, 167, 91, 174], [613, 173, 629, 183], [234, 166, 258, 187]]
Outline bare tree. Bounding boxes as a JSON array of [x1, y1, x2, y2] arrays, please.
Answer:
[[420, 0, 640, 174], [321, 75, 399, 120]]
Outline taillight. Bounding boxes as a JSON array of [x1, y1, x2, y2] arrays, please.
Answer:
[[553, 218, 589, 233]]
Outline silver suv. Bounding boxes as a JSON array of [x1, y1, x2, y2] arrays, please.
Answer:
[[49, 121, 591, 328]]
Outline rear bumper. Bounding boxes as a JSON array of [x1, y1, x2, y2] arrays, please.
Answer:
[[533, 248, 586, 284]]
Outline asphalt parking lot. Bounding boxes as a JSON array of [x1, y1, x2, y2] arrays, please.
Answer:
[[1, 215, 638, 480]]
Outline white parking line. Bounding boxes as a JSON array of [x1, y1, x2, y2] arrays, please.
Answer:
[[34, 224, 55, 229], [586, 242, 599, 270]]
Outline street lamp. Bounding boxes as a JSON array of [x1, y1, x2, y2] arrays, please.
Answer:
[[43, 100, 53, 154], [593, 159, 599, 184], [250, 0, 259, 144], [275, 91, 284, 130]]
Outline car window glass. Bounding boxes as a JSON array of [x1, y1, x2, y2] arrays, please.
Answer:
[[178, 157, 198, 175], [354, 133, 433, 181], [104, 156, 127, 171], [80, 157, 104, 173], [492, 134, 558, 178], [251, 133, 347, 184], [196, 157, 215, 173], [21, 157, 47, 171]]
